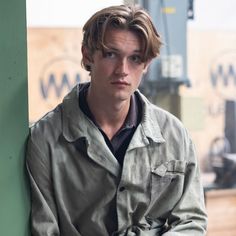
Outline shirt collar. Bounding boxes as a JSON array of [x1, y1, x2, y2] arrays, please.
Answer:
[[79, 83, 139, 130]]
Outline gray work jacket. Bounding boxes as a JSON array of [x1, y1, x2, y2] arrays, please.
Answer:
[[26, 84, 207, 236]]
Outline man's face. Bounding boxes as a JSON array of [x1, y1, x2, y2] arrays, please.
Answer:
[[83, 28, 150, 103]]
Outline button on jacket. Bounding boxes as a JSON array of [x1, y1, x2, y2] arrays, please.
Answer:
[[26, 84, 207, 236]]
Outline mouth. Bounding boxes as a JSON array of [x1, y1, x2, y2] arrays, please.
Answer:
[[111, 80, 130, 86]]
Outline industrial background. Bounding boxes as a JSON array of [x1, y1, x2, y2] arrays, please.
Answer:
[[1, 0, 236, 235]]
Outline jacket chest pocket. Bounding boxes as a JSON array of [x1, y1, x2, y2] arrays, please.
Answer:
[[150, 160, 187, 209]]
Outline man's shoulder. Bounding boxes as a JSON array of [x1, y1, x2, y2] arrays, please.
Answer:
[[137, 91, 184, 129], [29, 84, 80, 138], [152, 104, 183, 127], [30, 104, 63, 142], [137, 91, 189, 144]]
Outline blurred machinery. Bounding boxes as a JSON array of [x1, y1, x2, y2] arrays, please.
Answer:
[[208, 100, 236, 189], [134, 0, 194, 103], [126, 0, 195, 118]]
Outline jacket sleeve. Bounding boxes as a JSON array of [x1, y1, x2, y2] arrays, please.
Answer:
[[26, 134, 60, 236], [161, 138, 208, 235]]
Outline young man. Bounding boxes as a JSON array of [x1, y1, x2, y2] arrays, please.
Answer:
[[26, 5, 207, 236]]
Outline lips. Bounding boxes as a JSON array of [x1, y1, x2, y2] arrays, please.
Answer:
[[111, 80, 130, 86]]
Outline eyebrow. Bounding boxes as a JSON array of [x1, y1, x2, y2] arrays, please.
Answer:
[[104, 46, 142, 54]]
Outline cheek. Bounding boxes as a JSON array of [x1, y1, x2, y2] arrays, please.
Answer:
[[133, 69, 145, 82], [95, 61, 114, 74]]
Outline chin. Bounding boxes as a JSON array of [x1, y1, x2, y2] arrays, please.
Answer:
[[115, 94, 131, 102], [110, 89, 133, 102]]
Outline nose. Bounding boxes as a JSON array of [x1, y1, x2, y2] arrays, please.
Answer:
[[114, 58, 128, 77]]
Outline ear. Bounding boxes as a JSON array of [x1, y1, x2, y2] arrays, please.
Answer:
[[143, 60, 152, 74], [81, 46, 93, 66]]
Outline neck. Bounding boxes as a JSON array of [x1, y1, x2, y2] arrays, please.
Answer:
[[86, 86, 130, 139]]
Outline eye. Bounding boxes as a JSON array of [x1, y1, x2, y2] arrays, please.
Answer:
[[103, 51, 116, 59], [130, 55, 142, 64]]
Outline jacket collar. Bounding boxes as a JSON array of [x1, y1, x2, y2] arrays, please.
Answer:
[[61, 84, 165, 144], [136, 91, 165, 144], [61, 84, 94, 142]]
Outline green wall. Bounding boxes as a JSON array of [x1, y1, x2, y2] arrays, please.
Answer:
[[0, 0, 29, 235]]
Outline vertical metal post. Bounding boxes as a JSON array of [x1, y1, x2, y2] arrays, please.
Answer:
[[0, 0, 29, 235], [136, 0, 189, 83]]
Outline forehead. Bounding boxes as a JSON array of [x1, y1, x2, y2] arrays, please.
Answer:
[[103, 28, 143, 52]]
